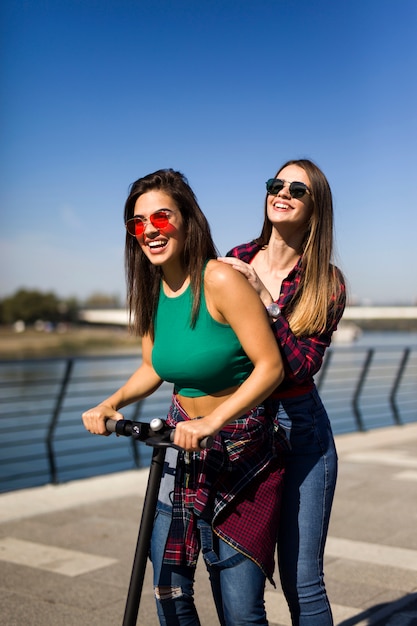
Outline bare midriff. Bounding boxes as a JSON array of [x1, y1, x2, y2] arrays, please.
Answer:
[[176, 385, 239, 419]]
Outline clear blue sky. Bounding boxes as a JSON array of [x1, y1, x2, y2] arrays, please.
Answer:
[[1, 0, 416, 305]]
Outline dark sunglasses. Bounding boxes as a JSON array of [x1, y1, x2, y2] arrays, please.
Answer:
[[125, 210, 172, 237], [266, 178, 311, 199]]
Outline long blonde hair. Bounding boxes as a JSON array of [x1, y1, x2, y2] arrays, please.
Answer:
[[256, 159, 345, 337]]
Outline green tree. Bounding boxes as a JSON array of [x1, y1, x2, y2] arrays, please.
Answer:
[[0, 289, 79, 325]]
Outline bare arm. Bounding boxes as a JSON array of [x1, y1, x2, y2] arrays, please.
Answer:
[[82, 334, 163, 435], [173, 261, 284, 450]]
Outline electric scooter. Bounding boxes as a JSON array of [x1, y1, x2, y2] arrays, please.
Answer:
[[105, 418, 212, 626]]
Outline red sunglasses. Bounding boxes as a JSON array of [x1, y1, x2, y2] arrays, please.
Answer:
[[125, 210, 173, 237]]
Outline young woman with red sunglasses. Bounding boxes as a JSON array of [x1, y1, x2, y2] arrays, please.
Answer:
[[220, 159, 346, 626], [82, 169, 287, 625]]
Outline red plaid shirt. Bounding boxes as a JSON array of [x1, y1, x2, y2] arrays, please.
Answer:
[[163, 396, 286, 583], [227, 241, 346, 398]]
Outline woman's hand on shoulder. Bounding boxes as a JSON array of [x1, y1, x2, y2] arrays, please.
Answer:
[[206, 258, 255, 289], [82, 404, 124, 436], [217, 257, 271, 304]]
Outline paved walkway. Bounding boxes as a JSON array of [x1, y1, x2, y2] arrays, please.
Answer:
[[1, 423, 417, 626]]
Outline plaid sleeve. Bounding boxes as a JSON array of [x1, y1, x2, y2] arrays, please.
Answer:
[[273, 321, 332, 381], [226, 241, 258, 262], [272, 280, 346, 382]]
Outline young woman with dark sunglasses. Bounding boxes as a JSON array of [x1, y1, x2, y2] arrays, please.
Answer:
[[220, 159, 346, 626], [82, 169, 287, 626]]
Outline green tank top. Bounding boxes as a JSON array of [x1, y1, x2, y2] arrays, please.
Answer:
[[152, 280, 253, 397]]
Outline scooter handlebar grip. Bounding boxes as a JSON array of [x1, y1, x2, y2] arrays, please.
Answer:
[[105, 419, 117, 433], [199, 436, 214, 450], [169, 430, 214, 450], [105, 418, 132, 436]]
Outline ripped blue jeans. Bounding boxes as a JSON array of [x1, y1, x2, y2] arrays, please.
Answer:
[[150, 507, 268, 626]]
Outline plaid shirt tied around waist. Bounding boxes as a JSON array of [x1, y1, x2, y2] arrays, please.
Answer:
[[161, 395, 286, 583]]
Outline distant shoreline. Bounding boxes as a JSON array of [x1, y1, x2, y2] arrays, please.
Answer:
[[1, 322, 416, 361], [0, 325, 141, 360]]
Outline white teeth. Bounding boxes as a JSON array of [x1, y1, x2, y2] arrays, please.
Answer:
[[274, 203, 289, 209], [148, 241, 167, 248]]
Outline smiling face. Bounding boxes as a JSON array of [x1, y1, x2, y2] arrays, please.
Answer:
[[267, 164, 313, 232], [133, 190, 186, 271]]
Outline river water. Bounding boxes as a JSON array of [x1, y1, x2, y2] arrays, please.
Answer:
[[0, 331, 416, 493], [350, 329, 417, 348]]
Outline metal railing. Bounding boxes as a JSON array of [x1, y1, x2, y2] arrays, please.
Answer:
[[315, 345, 416, 434], [0, 345, 416, 493]]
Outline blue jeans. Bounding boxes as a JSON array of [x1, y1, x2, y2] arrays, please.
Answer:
[[150, 507, 268, 626], [272, 388, 337, 626]]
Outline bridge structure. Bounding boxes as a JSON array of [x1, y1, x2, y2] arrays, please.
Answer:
[[78, 306, 417, 333]]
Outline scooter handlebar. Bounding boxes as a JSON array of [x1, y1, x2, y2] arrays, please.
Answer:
[[168, 429, 213, 450], [105, 419, 118, 433], [105, 418, 213, 450]]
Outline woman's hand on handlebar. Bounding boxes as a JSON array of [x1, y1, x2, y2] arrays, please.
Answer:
[[82, 404, 124, 436], [173, 418, 217, 452]]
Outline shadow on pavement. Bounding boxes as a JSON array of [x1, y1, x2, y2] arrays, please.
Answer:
[[338, 592, 417, 625]]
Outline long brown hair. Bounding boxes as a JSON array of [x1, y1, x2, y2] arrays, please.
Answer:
[[124, 169, 218, 337], [256, 159, 345, 336]]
